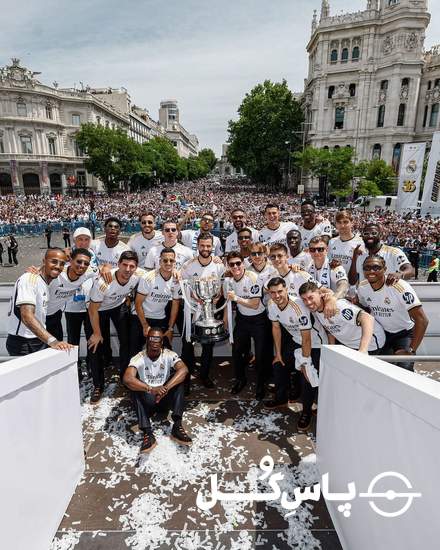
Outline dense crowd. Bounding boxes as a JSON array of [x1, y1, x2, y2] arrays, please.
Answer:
[[5, 193, 434, 453], [1, 177, 440, 250]]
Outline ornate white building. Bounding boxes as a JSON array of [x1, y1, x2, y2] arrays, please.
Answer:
[[0, 59, 129, 195], [304, 0, 440, 179]]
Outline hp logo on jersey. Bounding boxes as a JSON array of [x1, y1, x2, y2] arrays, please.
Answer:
[[403, 292, 415, 305], [342, 308, 353, 321]]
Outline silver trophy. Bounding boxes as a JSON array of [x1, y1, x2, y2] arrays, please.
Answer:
[[181, 276, 228, 343]]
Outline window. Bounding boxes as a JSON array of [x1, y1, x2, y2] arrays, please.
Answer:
[[48, 137, 56, 155], [71, 114, 81, 125], [76, 171, 86, 187], [330, 49, 338, 63], [380, 80, 389, 91], [46, 105, 53, 119], [341, 48, 349, 62], [430, 103, 439, 128], [397, 104, 406, 126], [392, 143, 402, 172], [17, 101, 27, 117], [423, 105, 429, 127], [372, 144, 382, 160], [349, 83, 356, 97], [428, 81, 432, 90], [74, 141, 84, 157], [328, 86, 335, 99], [334, 145, 340, 149], [20, 136, 33, 154], [377, 105, 385, 127], [334, 106, 345, 129], [401, 78, 409, 87], [0, 139, 4, 153], [105, 120, 109, 128], [352, 46, 360, 60], [388, 0, 398, 5], [435, 79, 440, 88], [96, 116, 101, 125]]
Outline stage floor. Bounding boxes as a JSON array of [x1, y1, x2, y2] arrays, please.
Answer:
[[51, 358, 342, 550]]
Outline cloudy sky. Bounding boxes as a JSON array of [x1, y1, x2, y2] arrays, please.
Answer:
[[1, 0, 439, 155]]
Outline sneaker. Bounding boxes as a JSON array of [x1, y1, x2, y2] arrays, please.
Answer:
[[264, 399, 288, 410], [90, 387, 102, 404], [200, 376, 215, 389], [297, 412, 313, 433], [171, 423, 192, 446], [140, 432, 157, 454], [231, 379, 247, 395]]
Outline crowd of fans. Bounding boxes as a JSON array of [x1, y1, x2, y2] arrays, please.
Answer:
[[0, 177, 439, 250]]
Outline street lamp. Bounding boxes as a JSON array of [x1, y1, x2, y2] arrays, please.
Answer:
[[285, 140, 292, 191]]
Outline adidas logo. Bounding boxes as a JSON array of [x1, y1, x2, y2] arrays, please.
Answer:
[[154, 285, 159, 290]]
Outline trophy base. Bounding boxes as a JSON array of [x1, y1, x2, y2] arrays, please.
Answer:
[[192, 323, 229, 344]]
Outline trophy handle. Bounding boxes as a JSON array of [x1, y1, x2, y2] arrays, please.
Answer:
[[213, 298, 228, 314], [179, 280, 199, 313]]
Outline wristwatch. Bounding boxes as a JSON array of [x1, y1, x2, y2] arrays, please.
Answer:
[[408, 347, 416, 354]]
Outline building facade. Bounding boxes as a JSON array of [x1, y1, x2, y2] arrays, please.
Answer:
[[215, 144, 245, 177], [304, 0, 438, 182], [159, 100, 199, 158], [0, 59, 129, 196]]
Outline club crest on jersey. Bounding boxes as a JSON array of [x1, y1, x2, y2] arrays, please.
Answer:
[[159, 363, 165, 370], [403, 292, 415, 305], [250, 284, 260, 294], [342, 308, 353, 321], [384, 297, 391, 305]]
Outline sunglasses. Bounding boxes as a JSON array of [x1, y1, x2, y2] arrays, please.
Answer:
[[161, 258, 175, 263], [141, 220, 154, 225], [251, 251, 264, 256], [309, 247, 326, 253], [164, 228, 177, 232], [238, 235, 251, 240], [148, 336, 162, 342], [76, 260, 90, 266], [201, 218, 214, 223], [364, 265, 383, 272], [229, 261, 242, 267], [270, 254, 285, 260], [232, 215, 244, 219]]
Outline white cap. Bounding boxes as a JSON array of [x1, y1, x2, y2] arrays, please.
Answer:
[[73, 227, 92, 240]]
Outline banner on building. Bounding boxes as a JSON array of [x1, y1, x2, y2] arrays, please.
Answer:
[[9, 160, 18, 186], [40, 162, 49, 187], [396, 142, 426, 213], [421, 131, 440, 217]]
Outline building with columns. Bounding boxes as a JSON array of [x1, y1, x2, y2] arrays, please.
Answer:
[[303, 0, 440, 188], [0, 59, 129, 195]]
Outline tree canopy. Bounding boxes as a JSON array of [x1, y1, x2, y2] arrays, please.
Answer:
[[75, 123, 216, 193], [227, 80, 304, 186]]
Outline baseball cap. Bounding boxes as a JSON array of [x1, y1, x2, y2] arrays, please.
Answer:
[[73, 227, 92, 239]]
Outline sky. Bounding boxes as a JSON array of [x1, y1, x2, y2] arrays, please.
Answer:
[[0, 0, 439, 156]]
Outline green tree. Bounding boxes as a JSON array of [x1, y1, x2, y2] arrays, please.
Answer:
[[227, 80, 304, 186], [356, 159, 396, 195], [76, 123, 143, 193], [294, 146, 356, 198], [198, 148, 217, 171]]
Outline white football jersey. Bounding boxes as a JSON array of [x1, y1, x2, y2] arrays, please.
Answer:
[[89, 268, 143, 311], [130, 348, 180, 387], [8, 273, 49, 339], [180, 229, 223, 257], [136, 269, 181, 319], [64, 278, 94, 313], [90, 239, 130, 268], [266, 268, 315, 299], [357, 279, 421, 333], [288, 250, 313, 271], [259, 221, 298, 247], [247, 262, 277, 305], [225, 227, 260, 253], [47, 266, 97, 315], [128, 232, 163, 264], [300, 221, 333, 249], [181, 257, 225, 280], [144, 242, 194, 270], [328, 235, 364, 274], [308, 258, 348, 292], [267, 298, 312, 346], [356, 244, 411, 283], [224, 270, 265, 316], [312, 299, 385, 352]]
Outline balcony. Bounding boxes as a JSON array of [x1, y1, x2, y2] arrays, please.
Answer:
[[0, 153, 85, 163]]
